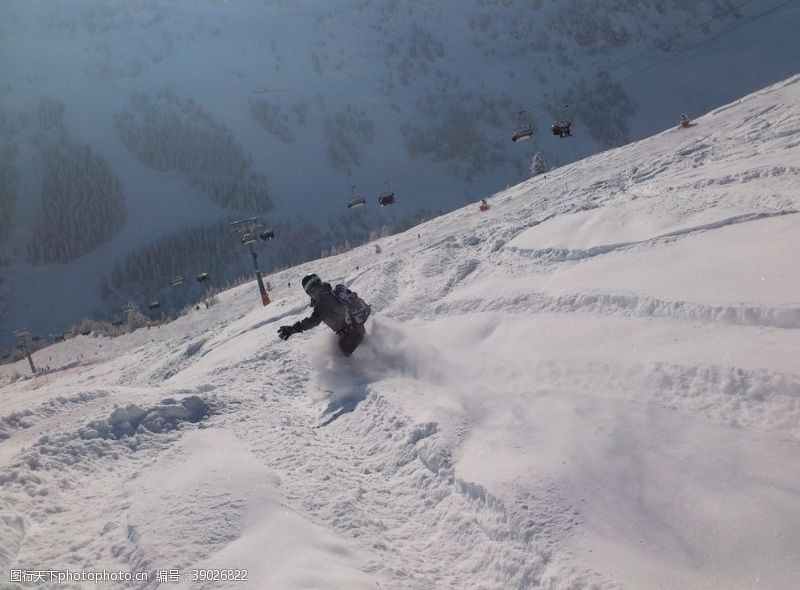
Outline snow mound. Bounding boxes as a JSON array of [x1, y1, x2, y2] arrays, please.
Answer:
[[80, 396, 211, 440], [1, 390, 111, 435]]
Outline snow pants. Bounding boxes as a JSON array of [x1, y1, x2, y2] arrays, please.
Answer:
[[338, 323, 366, 357]]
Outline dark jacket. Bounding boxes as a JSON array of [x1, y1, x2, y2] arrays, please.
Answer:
[[292, 283, 350, 334]]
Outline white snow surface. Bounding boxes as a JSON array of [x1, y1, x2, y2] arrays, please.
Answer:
[[1, 76, 800, 589]]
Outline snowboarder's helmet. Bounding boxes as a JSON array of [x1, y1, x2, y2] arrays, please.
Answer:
[[302, 273, 322, 294]]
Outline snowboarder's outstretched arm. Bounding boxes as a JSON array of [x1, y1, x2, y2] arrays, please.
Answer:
[[294, 307, 322, 332], [278, 306, 322, 340]]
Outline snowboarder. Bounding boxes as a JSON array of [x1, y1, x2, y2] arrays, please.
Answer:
[[277, 273, 371, 357], [679, 114, 691, 128]]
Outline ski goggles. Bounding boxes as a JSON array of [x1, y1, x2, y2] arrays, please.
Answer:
[[303, 276, 322, 295]]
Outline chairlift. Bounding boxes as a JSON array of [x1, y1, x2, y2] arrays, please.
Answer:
[[148, 300, 161, 310], [347, 185, 366, 209], [171, 275, 185, 286], [378, 181, 396, 206], [196, 272, 210, 283], [378, 193, 395, 206], [551, 104, 572, 138], [512, 110, 534, 143], [259, 229, 275, 241]]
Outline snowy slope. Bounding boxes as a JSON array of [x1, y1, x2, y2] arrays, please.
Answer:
[[2, 0, 799, 342], [1, 75, 800, 589]]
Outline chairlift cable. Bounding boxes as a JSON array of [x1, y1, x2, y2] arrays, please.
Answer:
[[603, 0, 763, 77], [554, 0, 795, 120], [607, 0, 796, 87]]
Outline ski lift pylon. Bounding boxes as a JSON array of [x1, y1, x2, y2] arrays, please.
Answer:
[[230, 217, 266, 245], [512, 110, 534, 143], [551, 104, 572, 138], [347, 185, 366, 209]]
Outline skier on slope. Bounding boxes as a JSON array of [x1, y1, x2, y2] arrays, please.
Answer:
[[277, 273, 371, 357]]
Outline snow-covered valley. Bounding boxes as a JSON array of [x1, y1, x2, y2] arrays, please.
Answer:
[[1, 75, 799, 589]]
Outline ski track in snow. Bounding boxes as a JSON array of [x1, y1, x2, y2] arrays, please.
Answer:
[[1, 75, 800, 589], [224, 360, 571, 589]]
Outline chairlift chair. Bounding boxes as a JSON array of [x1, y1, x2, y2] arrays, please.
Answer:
[[196, 272, 210, 283], [378, 181, 396, 206], [378, 193, 395, 206], [259, 229, 275, 241], [551, 104, 572, 138], [148, 301, 161, 310], [512, 110, 534, 143], [347, 185, 366, 209]]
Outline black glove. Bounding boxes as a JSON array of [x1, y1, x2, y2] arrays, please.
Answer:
[[278, 325, 295, 340]]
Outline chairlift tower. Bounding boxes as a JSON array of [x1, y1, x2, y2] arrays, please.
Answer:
[[230, 217, 273, 306], [14, 330, 36, 374]]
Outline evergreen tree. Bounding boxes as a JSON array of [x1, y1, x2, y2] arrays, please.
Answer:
[[531, 151, 546, 177]]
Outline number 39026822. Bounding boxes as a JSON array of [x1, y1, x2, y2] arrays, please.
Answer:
[[191, 570, 248, 581]]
